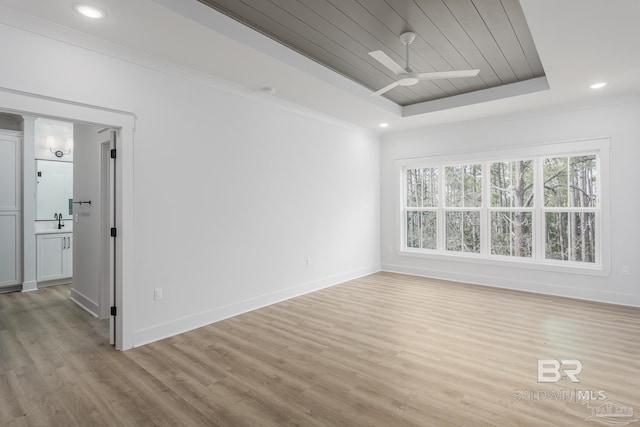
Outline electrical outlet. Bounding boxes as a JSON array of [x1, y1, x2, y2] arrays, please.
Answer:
[[306, 257, 312, 267], [154, 288, 163, 301], [622, 266, 630, 276], [74, 213, 79, 223]]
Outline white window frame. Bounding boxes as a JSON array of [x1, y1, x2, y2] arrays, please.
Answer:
[[396, 138, 611, 276]]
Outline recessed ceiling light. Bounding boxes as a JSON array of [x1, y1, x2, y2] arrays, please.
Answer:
[[379, 123, 389, 128], [589, 82, 607, 89], [73, 4, 106, 19]]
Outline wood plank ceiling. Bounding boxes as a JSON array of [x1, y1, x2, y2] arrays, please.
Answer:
[[197, 0, 545, 107]]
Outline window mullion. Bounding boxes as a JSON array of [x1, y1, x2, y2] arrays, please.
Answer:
[[534, 157, 544, 261], [481, 161, 490, 256], [401, 168, 407, 251], [566, 156, 573, 261], [595, 156, 601, 265]]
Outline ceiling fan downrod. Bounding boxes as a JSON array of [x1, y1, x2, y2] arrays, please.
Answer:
[[399, 31, 416, 72]]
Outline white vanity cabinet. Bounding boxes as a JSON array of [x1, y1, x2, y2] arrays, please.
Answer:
[[36, 232, 73, 282]]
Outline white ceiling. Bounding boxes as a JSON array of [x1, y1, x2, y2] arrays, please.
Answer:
[[1, 0, 639, 134]]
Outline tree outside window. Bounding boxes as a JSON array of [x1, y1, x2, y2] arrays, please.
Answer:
[[406, 167, 438, 250], [490, 160, 534, 258], [401, 150, 600, 267], [445, 164, 481, 253], [544, 155, 597, 262]]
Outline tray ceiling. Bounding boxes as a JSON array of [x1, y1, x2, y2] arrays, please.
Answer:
[[196, 0, 546, 107]]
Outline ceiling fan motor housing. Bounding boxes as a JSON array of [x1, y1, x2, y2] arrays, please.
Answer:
[[399, 31, 416, 45], [397, 73, 420, 86]]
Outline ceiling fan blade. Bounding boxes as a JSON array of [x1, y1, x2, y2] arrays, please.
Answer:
[[417, 69, 480, 80], [370, 81, 400, 97], [369, 50, 406, 75]]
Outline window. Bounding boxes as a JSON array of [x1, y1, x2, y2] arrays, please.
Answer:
[[399, 139, 608, 271], [543, 155, 597, 262], [406, 167, 438, 250], [445, 164, 482, 253], [490, 160, 534, 258]]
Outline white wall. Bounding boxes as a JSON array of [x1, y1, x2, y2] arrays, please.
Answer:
[[0, 23, 381, 347], [381, 95, 640, 306]]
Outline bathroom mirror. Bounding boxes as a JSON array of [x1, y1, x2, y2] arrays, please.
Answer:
[[36, 160, 73, 221]]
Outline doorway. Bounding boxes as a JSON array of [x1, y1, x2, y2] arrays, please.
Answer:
[[0, 86, 134, 350]]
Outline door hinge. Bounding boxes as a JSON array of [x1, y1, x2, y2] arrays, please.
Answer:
[[111, 306, 117, 316], [110, 227, 117, 237], [110, 148, 117, 159]]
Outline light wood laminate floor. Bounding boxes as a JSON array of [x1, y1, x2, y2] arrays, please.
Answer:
[[1, 273, 639, 426]]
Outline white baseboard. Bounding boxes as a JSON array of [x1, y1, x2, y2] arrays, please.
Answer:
[[22, 281, 38, 292], [0, 284, 22, 294], [70, 288, 99, 317], [37, 278, 72, 288], [132, 264, 381, 348], [382, 263, 640, 308]]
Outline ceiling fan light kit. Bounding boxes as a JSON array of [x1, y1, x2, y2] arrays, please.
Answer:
[[369, 31, 480, 97]]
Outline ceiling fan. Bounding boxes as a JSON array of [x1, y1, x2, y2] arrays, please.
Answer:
[[369, 32, 480, 97]]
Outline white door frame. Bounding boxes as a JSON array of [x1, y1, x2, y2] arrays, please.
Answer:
[[1, 86, 135, 350]]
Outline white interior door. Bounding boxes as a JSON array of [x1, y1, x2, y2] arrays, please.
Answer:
[[100, 130, 116, 345]]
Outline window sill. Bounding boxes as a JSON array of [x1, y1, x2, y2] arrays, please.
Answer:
[[398, 248, 610, 277]]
